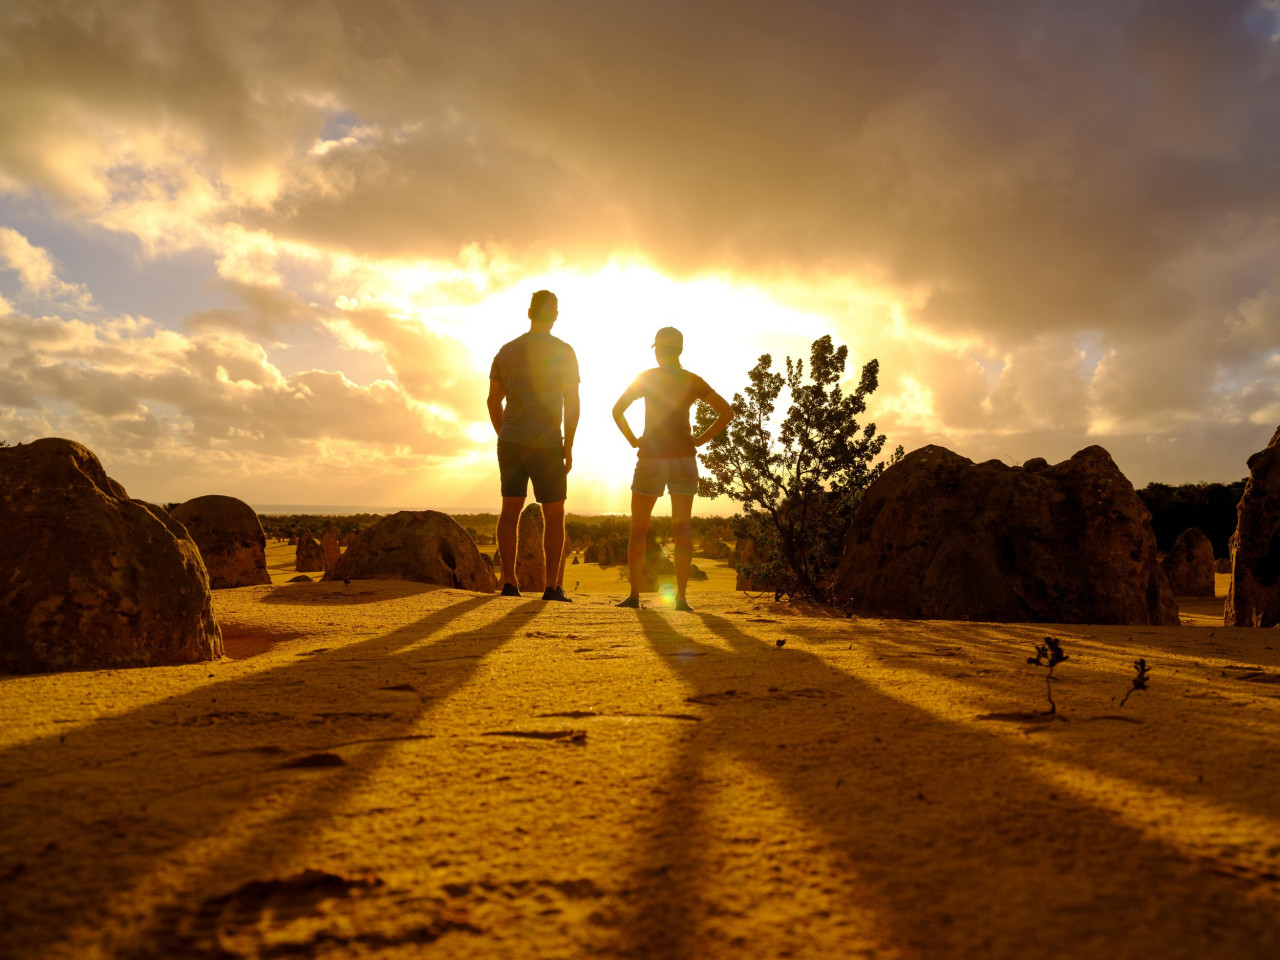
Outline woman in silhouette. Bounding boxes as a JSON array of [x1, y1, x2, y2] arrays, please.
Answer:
[[612, 327, 734, 610]]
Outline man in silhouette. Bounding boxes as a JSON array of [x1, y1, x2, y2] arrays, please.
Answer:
[[488, 290, 579, 601]]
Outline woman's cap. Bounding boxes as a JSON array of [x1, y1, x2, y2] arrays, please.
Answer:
[[652, 326, 684, 350]]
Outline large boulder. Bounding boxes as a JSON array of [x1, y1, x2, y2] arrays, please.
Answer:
[[169, 495, 271, 589], [295, 530, 325, 573], [834, 445, 1179, 625], [1161, 527, 1215, 597], [1226, 426, 1280, 627], [326, 511, 494, 591], [0, 438, 222, 673]]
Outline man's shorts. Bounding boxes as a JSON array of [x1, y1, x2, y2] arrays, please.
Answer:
[[497, 440, 567, 503], [632, 456, 699, 497]]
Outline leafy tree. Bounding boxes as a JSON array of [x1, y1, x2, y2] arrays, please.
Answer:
[[695, 334, 901, 601], [0, 439, 8, 447]]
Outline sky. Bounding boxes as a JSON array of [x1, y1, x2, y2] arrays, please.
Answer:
[[2, 0, 1279, 514]]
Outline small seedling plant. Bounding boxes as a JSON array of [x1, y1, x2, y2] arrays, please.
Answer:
[[1119, 658, 1151, 708], [1027, 636, 1069, 715]]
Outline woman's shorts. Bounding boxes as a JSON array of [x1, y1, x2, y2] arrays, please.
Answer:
[[632, 456, 699, 497]]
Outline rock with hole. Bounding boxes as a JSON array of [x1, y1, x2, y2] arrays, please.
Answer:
[[325, 510, 494, 592], [0, 438, 222, 673]]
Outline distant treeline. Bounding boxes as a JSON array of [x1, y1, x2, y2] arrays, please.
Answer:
[[257, 513, 385, 540], [1136, 481, 1246, 558], [261, 490, 1251, 558], [257, 511, 732, 546]]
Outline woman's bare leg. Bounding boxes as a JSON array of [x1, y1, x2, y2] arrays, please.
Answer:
[[626, 492, 659, 601], [671, 493, 694, 607]]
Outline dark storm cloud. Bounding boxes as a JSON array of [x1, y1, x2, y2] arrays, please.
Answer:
[[5, 0, 1278, 334], [2, 0, 1280, 483]]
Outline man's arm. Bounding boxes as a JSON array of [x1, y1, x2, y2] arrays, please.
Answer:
[[612, 385, 641, 448], [562, 382, 580, 474], [487, 379, 506, 435], [693, 390, 734, 447]]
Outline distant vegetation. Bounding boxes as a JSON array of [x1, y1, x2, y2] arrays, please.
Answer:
[[1136, 480, 1246, 558], [257, 513, 388, 540], [253, 477, 1246, 565], [256, 510, 729, 547]]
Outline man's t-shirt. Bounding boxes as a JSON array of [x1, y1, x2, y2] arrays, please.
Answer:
[[622, 366, 713, 459], [490, 332, 580, 448]]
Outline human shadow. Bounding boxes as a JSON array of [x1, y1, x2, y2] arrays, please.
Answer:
[[615, 610, 1280, 958], [0, 592, 539, 958], [257, 579, 455, 606]]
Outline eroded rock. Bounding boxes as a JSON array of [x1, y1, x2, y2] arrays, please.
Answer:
[[1161, 527, 1215, 597], [169, 495, 271, 589], [0, 438, 222, 673], [510, 505, 569, 592], [517, 503, 546, 593], [698, 537, 732, 561], [834, 445, 1179, 625], [326, 511, 494, 592], [320, 523, 341, 575], [1226, 426, 1280, 627], [295, 530, 325, 573], [734, 539, 776, 593]]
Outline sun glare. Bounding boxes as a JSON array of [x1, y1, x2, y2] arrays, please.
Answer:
[[340, 258, 890, 512]]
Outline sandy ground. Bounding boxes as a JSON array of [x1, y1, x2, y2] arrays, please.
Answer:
[[3, 553, 1279, 958]]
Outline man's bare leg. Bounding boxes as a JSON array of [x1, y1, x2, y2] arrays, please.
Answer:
[[622, 492, 659, 605], [542, 499, 566, 588], [671, 493, 694, 609], [497, 496, 524, 591]]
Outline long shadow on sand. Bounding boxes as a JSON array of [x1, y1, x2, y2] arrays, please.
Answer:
[[0, 591, 542, 958], [618, 610, 1280, 958], [258, 580, 451, 607], [849, 622, 1280, 830]]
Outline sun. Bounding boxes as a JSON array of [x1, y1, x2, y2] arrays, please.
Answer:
[[352, 257, 837, 512]]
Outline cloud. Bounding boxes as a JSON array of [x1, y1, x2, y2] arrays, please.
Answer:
[[0, 307, 472, 473], [0, 226, 92, 307], [3, 0, 1280, 489]]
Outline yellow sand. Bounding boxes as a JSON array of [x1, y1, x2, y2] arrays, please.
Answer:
[[2, 551, 1278, 958]]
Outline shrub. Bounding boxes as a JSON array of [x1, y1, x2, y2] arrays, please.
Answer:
[[695, 334, 900, 601]]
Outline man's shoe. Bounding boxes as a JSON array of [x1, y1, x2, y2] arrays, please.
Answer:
[[542, 586, 572, 603], [615, 596, 640, 609], [674, 599, 694, 612], [501, 583, 522, 597]]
